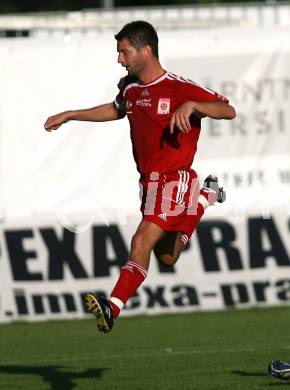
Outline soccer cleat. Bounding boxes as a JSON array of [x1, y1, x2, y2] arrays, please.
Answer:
[[85, 293, 114, 333], [268, 360, 290, 380], [203, 174, 226, 203]]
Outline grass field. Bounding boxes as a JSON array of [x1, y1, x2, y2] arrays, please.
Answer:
[[0, 306, 289, 390]]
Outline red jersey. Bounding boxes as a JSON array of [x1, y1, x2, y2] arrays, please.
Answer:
[[114, 71, 228, 179]]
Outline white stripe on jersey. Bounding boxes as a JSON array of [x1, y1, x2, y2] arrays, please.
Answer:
[[140, 71, 168, 87], [120, 71, 217, 99], [166, 72, 216, 95], [122, 72, 169, 97], [123, 82, 139, 98]]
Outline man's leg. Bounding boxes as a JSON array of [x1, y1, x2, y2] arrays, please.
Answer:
[[109, 220, 165, 317], [153, 231, 185, 267], [154, 174, 226, 267], [153, 199, 205, 267], [85, 220, 166, 332]]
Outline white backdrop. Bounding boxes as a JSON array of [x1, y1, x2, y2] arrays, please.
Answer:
[[0, 25, 290, 322]]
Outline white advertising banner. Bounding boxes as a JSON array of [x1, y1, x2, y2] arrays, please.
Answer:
[[0, 25, 290, 322], [0, 209, 290, 323]]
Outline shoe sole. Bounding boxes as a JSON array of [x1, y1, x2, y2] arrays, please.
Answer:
[[85, 293, 111, 333]]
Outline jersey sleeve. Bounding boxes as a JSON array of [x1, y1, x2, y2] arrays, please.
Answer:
[[181, 79, 229, 103], [113, 76, 137, 118], [113, 76, 126, 111]]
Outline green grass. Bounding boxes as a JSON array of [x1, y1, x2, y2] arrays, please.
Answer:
[[0, 307, 290, 390]]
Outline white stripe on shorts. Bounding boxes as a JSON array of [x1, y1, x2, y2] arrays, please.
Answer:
[[176, 170, 190, 205]]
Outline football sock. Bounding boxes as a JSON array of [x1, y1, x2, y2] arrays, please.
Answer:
[[109, 260, 147, 319]]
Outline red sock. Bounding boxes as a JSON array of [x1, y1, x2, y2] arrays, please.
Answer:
[[109, 260, 147, 319]]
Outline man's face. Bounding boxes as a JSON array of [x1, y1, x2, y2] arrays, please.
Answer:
[[117, 38, 146, 78]]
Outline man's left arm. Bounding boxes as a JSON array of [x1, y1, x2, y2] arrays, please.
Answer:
[[170, 100, 236, 134]]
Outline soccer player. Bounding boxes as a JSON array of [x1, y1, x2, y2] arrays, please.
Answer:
[[44, 21, 236, 333]]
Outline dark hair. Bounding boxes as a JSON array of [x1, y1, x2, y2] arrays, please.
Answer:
[[115, 20, 159, 58]]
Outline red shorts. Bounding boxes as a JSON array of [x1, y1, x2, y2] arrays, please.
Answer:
[[139, 169, 203, 242]]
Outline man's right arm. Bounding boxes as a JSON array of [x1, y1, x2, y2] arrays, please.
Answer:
[[44, 102, 119, 132]]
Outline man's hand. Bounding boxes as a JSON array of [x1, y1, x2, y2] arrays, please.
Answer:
[[169, 101, 196, 134], [44, 111, 71, 132], [169, 100, 236, 134]]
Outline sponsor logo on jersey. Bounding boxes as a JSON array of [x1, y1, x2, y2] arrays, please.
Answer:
[[157, 98, 170, 114], [136, 98, 152, 108]]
